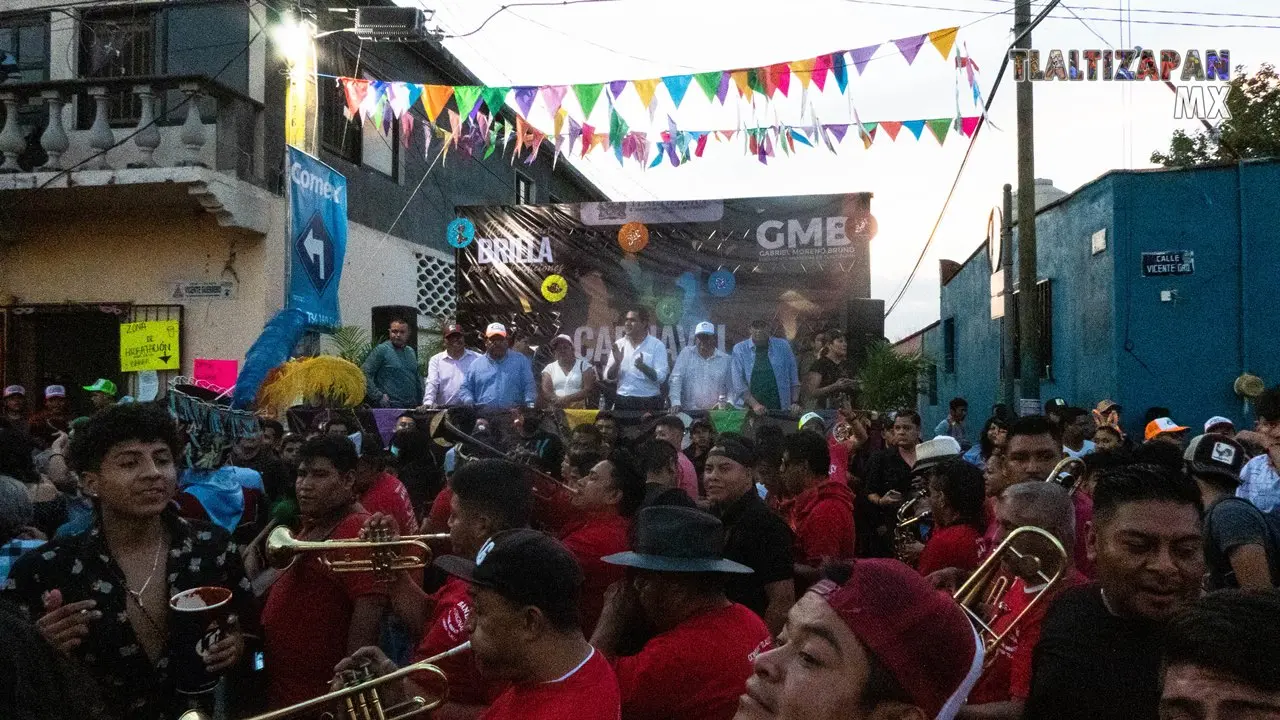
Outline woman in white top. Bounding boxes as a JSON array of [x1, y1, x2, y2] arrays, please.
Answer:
[[540, 334, 597, 409]]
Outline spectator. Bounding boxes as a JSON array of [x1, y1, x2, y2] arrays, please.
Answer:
[[1186, 434, 1278, 590], [458, 323, 537, 410], [685, 418, 715, 493], [0, 477, 43, 584], [594, 411, 621, 453], [804, 329, 858, 410], [423, 324, 481, 408], [362, 319, 423, 408], [1145, 417, 1190, 448], [603, 307, 669, 412], [655, 415, 700, 501], [82, 378, 117, 412], [1061, 407, 1096, 459], [636, 440, 697, 509], [1238, 386, 1280, 514], [731, 319, 801, 417], [963, 415, 1009, 471], [783, 430, 854, 585], [27, 385, 71, 448], [228, 425, 288, 504], [541, 334, 597, 410], [259, 418, 285, 451], [1203, 415, 1235, 436], [2, 386, 28, 428], [934, 397, 969, 448], [1094, 424, 1123, 452], [353, 432, 416, 536], [669, 322, 732, 413], [862, 410, 921, 557]]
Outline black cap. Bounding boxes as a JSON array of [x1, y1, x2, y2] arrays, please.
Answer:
[[707, 438, 755, 469], [1184, 433, 1246, 484], [435, 529, 582, 615]]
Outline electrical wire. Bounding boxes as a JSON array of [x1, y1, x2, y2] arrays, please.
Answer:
[[969, 0, 1280, 21], [883, 0, 1063, 320], [840, 0, 1280, 28], [441, 0, 627, 39]]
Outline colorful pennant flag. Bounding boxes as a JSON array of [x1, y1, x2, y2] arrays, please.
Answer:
[[513, 87, 539, 118], [542, 85, 569, 118], [925, 117, 951, 144], [694, 71, 722, 102], [420, 85, 454, 123], [879, 120, 903, 141], [632, 78, 660, 109], [894, 34, 928, 65], [573, 83, 604, 118], [481, 86, 508, 114], [453, 85, 482, 120], [849, 45, 878, 76], [929, 27, 959, 60], [902, 119, 925, 140], [662, 75, 693, 108]]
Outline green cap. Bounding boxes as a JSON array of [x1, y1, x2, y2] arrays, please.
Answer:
[[83, 378, 118, 396]]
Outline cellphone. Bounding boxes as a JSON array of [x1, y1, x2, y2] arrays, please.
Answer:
[[253, 651, 265, 671]]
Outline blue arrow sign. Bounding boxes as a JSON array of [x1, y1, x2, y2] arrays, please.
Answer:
[[286, 147, 347, 330]]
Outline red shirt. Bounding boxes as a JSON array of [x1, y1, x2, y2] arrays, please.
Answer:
[[613, 602, 771, 720], [262, 512, 388, 709], [412, 575, 496, 706], [559, 513, 630, 635], [827, 436, 850, 485], [917, 524, 983, 577], [967, 568, 1089, 704], [361, 472, 418, 535], [675, 451, 700, 501], [790, 479, 855, 564], [481, 648, 620, 720]]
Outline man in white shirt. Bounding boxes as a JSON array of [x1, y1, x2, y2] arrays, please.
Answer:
[[1061, 406, 1097, 459], [423, 324, 481, 407], [603, 307, 669, 412], [669, 321, 731, 413], [1237, 386, 1280, 514]]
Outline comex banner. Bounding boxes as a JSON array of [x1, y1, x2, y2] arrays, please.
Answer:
[[286, 146, 348, 330], [455, 194, 875, 363]]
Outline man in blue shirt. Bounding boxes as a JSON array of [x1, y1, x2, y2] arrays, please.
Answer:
[[731, 319, 801, 417], [458, 323, 537, 410]]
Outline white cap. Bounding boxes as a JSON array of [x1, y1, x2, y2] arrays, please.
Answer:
[[913, 436, 963, 475], [485, 322, 508, 338], [1203, 415, 1234, 433], [693, 321, 715, 337]]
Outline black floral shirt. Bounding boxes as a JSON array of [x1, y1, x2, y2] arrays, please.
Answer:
[[1, 508, 254, 720]]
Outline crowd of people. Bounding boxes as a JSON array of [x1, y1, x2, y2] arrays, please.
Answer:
[[2, 322, 1280, 720]]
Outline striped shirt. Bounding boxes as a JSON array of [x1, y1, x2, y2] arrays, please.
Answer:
[[1237, 454, 1280, 514]]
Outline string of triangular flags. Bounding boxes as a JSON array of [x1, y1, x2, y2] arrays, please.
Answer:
[[338, 25, 960, 130]]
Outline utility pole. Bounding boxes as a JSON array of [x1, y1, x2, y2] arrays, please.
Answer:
[[1000, 183, 1016, 409], [1014, 0, 1041, 409]]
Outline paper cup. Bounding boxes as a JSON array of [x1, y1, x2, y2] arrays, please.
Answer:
[[169, 586, 232, 694]]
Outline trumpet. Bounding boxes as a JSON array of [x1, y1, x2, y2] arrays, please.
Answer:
[[1045, 456, 1087, 495], [953, 526, 1069, 662], [429, 411, 579, 495], [266, 527, 451, 583], [179, 642, 471, 720]]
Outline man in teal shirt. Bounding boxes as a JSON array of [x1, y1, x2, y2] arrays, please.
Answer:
[[730, 319, 801, 416], [362, 319, 423, 408]]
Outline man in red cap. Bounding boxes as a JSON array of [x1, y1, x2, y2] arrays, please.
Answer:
[[424, 324, 481, 407], [736, 558, 982, 720]]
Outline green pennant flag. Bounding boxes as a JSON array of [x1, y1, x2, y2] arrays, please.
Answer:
[[747, 68, 766, 96], [453, 86, 482, 119], [609, 105, 629, 162], [862, 121, 878, 135], [481, 86, 509, 115], [573, 83, 604, 119], [925, 117, 951, 144], [709, 409, 747, 434], [694, 71, 722, 102]]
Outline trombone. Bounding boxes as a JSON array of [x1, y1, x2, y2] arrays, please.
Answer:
[[179, 642, 471, 720], [1045, 456, 1087, 495], [953, 526, 1069, 661], [429, 411, 579, 495], [266, 527, 451, 583]]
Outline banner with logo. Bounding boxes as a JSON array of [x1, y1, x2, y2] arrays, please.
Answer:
[[455, 194, 875, 364], [286, 146, 348, 331]]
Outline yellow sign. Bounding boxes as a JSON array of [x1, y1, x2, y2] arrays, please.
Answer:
[[120, 321, 181, 372]]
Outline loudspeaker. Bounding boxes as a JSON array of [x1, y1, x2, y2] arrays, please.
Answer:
[[846, 298, 886, 366], [370, 306, 419, 351]]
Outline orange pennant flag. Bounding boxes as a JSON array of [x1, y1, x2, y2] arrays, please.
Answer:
[[791, 58, 816, 89], [879, 120, 903, 141], [928, 27, 959, 61], [731, 70, 753, 100], [632, 78, 660, 109], [420, 85, 454, 124]]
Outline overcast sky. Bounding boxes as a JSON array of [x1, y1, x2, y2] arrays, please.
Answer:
[[399, 0, 1275, 339]]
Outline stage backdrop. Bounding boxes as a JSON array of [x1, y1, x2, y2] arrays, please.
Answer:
[[455, 194, 876, 365]]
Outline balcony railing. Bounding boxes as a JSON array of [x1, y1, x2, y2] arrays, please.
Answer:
[[0, 74, 264, 185]]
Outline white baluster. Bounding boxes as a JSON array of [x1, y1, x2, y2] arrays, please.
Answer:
[[87, 87, 116, 170], [38, 90, 69, 171], [177, 83, 207, 167], [130, 84, 161, 168], [0, 93, 26, 171]]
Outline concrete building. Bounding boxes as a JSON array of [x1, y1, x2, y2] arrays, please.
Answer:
[[898, 160, 1280, 440], [0, 0, 603, 412]]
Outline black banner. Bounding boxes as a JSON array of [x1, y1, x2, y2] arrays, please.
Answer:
[[455, 194, 876, 364]]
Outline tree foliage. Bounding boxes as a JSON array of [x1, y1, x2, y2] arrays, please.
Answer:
[[856, 340, 930, 414], [1151, 64, 1280, 167]]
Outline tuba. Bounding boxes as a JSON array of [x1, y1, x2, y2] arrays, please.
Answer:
[[954, 526, 1069, 662], [179, 642, 471, 720], [893, 490, 931, 563], [1045, 456, 1087, 495]]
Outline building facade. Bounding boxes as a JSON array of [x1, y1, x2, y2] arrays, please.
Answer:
[[0, 0, 603, 413], [900, 160, 1280, 440]]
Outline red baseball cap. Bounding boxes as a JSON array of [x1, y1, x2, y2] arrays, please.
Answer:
[[443, 324, 464, 338], [810, 560, 981, 719]]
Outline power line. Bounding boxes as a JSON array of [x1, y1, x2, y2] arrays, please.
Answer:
[[441, 0, 627, 39], [841, 0, 1280, 28], [971, 0, 1280, 21], [883, 0, 1063, 320]]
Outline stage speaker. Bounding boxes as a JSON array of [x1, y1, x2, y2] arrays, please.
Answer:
[[846, 298, 886, 367], [370, 305, 419, 351]]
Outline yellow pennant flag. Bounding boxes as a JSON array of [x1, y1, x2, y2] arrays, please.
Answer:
[[928, 27, 959, 61], [790, 58, 817, 89], [420, 85, 454, 124], [632, 78, 660, 109], [731, 70, 753, 101]]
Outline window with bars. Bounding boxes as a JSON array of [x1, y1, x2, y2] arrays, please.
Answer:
[[0, 18, 49, 83], [942, 317, 956, 373], [515, 173, 535, 205], [79, 8, 158, 125]]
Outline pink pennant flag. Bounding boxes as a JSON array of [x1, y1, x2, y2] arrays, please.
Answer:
[[960, 116, 982, 137], [423, 121, 432, 159], [769, 63, 791, 97], [542, 86, 569, 119], [399, 112, 414, 147], [893, 34, 928, 65], [341, 78, 369, 119], [810, 54, 832, 91], [448, 110, 461, 146], [849, 45, 879, 76], [581, 123, 595, 157], [695, 132, 709, 157]]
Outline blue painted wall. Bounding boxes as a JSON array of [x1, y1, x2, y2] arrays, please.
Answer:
[[912, 159, 1280, 438]]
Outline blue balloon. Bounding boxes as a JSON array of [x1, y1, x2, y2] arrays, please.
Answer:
[[447, 218, 476, 248], [708, 270, 736, 297]]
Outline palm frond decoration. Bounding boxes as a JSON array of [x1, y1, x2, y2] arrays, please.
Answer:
[[855, 340, 931, 414], [325, 326, 375, 366]]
